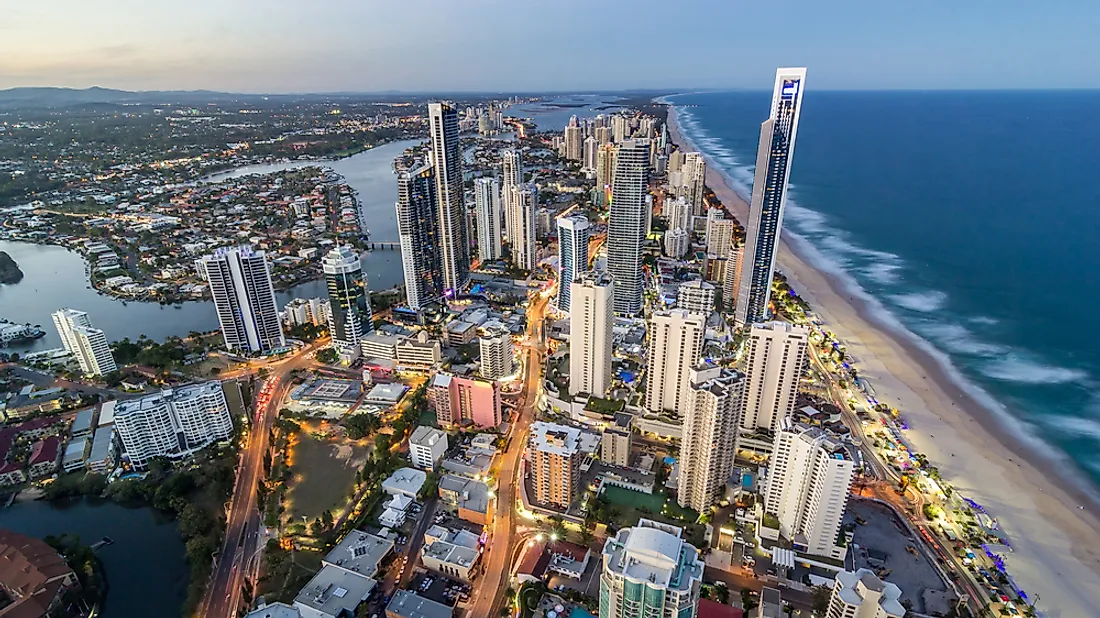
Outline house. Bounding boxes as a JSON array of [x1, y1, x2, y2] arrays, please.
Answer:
[[27, 437, 61, 479], [0, 530, 81, 617]]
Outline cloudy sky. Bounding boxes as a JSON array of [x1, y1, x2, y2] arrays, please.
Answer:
[[1, 0, 1096, 92]]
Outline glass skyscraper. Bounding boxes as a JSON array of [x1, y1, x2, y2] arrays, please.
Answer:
[[735, 68, 807, 327], [428, 102, 470, 295], [556, 214, 590, 312], [397, 162, 443, 310], [607, 139, 650, 316], [323, 245, 373, 353]]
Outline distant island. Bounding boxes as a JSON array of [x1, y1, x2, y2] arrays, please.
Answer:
[[0, 251, 23, 284]]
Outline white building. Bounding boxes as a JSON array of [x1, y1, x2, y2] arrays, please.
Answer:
[[682, 152, 707, 216], [644, 309, 705, 419], [409, 426, 448, 471], [676, 280, 716, 316], [421, 524, 481, 581], [114, 381, 233, 469], [564, 124, 583, 162], [478, 326, 514, 380], [828, 569, 906, 618], [582, 135, 599, 171], [474, 177, 502, 262], [739, 321, 809, 434], [51, 309, 117, 376], [509, 185, 537, 270], [705, 209, 734, 257], [501, 149, 523, 244], [677, 365, 745, 512], [663, 196, 692, 233], [284, 297, 330, 327], [763, 419, 855, 560], [197, 245, 285, 354], [599, 519, 703, 618], [722, 245, 743, 310], [606, 139, 649, 315], [556, 214, 590, 312], [569, 272, 614, 397], [663, 227, 690, 259]]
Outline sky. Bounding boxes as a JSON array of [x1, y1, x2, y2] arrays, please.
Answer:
[[0, 0, 1096, 93]]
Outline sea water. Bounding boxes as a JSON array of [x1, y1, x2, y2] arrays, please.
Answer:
[[668, 90, 1100, 489]]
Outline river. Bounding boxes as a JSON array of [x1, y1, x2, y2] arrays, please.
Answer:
[[0, 498, 188, 617], [0, 139, 422, 354]]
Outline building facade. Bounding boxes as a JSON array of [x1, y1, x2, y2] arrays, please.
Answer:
[[114, 381, 233, 469], [739, 321, 809, 434], [51, 308, 117, 376], [197, 246, 285, 354], [478, 326, 515, 380], [474, 177, 503, 262], [529, 422, 583, 509], [510, 185, 538, 270], [735, 68, 807, 327], [607, 139, 650, 315], [396, 162, 443, 310], [599, 519, 703, 618], [323, 245, 373, 357], [428, 102, 470, 294], [569, 272, 614, 397], [675, 280, 716, 316], [556, 215, 591, 312], [428, 372, 502, 428], [828, 569, 906, 618], [644, 309, 705, 419], [677, 366, 745, 512], [409, 425, 448, 471]]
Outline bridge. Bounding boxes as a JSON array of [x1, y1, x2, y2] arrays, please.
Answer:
[[366, 241, 400, 251]]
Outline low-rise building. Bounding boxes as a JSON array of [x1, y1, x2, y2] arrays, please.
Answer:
[[85, 425, 116, 472], [600, 413, 632, 467], [0, 530, 81, 617], [27, 437, 61, 479], [828, 569, 906, 618], [322, 530, 394, 580], [421, 524, 482, 581], [382, 468, 427, 499], [385, 590, 453, 618], [245, 601, 301, 618], [293, 565, 376, 618], [409, 426, 448, 471], [62, 437, 89, 472], [438, 474, 494, 526], [428, 372, 501, 429]]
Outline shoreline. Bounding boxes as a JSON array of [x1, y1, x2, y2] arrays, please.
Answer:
[[664, 102, 1100, 614]]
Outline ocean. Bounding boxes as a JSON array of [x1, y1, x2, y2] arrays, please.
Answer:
[[667, 90, 1100, 489]]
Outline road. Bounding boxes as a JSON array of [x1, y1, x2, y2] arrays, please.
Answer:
[[201, 341, 325, 618], [468, 290, 550, 618]]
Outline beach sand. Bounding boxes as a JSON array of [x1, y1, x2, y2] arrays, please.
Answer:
[[665, 105, 1100, 617]]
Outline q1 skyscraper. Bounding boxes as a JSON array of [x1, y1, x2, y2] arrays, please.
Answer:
[[735, 68, 806, 327]]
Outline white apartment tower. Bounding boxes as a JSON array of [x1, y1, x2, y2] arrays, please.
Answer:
[[828, 569, 906, 618], [599, 519, 703, 618], [723, 245, 744, 310], [556, 215, 591, 312], [606, 139, 650, 315], [682, 152, 707, 216], [705, 209, 734, 257], [474, 177, 502, 262], [478, 326, 515, 380], [569, 272, 614, 397], [197, 246, 285, 354], [582, 136, 599, 171], [663, 228, 690, 259], [740, 321, 809, 434], [428, 102, 470, 293], [736, 68, 807, 327], [114, 381, 233, 470], [501, 149, 523, 242], [763, 419, 855, 560], [644, 309, 705, 419], [664, 195, 692, 234], [409, 425, 448, 471], [509, 185, 537, 270], [51, 309, 117, 376], [676, 280, 716, 315], [564, 124, 583, 162], [677, 365, 745, 512]]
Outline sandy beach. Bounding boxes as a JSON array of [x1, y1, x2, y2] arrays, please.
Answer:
[[665, 105, 1100, 617]]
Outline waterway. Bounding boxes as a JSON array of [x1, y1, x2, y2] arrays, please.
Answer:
[[0, 498, 188, 618], [0, 139, 421, 354]]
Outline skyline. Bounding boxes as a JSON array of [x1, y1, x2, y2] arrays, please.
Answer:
[[2, 0, 1096, 93]]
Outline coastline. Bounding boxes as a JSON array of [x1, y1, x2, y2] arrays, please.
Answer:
[[664, 102, 1100, 614]]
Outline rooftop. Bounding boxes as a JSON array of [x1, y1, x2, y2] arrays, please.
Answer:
[[834, 569, 906, 617], [410, 426, 447, 449], [322, 530, 394, 579], [530, 421, 582, 458], [244, 601, 301, 618], [602, 519, 702, 592], [382, 468, 427, 496], [292, 565, 375, 617], [385, 590, 453, 618]]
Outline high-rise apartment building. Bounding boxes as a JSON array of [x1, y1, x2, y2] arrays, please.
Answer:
[[644, 309, 705, 419], [396, 162, 443, 311], [735, 68, 807, 327], [564, 124, 584, 162], [676, 280, 716, 315], [663, 228, 690, 259], [739, 321, 809, 434], [827, 570, 906, 618], [528, 421, 584, 509], [582, 136, 599, 171], [501, 149, 523, 242], [611, 114, 631, 143], [51, 309, 117, 376], [595, 144, 617, 204], [556, 215, 590, 312], [599, 519, 703, 618], [509, 185, 537, 270], [607, 139, 649, 315], [428, 371, 501, 428], [682, 152, 707, 216], [197, 246, 285, 354], [722, 245, 743, 310], [474, 177, 502, 262], [428, 102, 470, 293], [478, 326, 514, 380], [667, 149, 685, 173], [763, 419, 855, 559], [705, 209, 734, 257], [595, 126, 612, 146], [569, 272, 614, 397], [663, 195, 692, 234], [114, 381, 233, 469], [678, 365, 745, 512], [323, 245, 373, 357]]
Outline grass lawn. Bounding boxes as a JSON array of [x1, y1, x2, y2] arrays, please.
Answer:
[[258, 547, 324, 604], [604, 485, 665, 512], [284, 423, 372, 522], [602, 486, 704, 544]]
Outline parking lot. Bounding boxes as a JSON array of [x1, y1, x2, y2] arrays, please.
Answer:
[[409, 571, 470, 607], [847, 499, 953, 614]]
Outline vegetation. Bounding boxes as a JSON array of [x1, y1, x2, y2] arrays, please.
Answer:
[[315, 347, 338, 364], [345, 413, 381, 440], [0, 251, 23, 284], [43, 534, 104, 617]]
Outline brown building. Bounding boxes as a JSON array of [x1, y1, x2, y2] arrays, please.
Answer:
[[528, 422, 583, 509], [0, 530, 79, 618]]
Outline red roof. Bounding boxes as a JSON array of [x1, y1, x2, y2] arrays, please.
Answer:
[[515, 541, 550, 579], [697, 599, 744, 618], [548, 540, 590, 562], [29, 437, 60, 467]]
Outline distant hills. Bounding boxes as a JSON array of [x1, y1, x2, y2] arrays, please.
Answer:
[[0, 86, 289, 109]]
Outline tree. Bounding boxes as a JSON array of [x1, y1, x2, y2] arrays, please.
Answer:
[[316, 347, 338, 364], [346, 414, 380, 440], [811, 585, 831, 614]]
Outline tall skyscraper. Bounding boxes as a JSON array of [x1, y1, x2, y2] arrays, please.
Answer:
[[595, 144, 617, 205], [705, 209, 734, 257], [428, 102, 470, 294], [611, 114, 631, 143], [509, 185, 537, 270], [600, 519, 703, 618], [556, 215, 590, 311], [528, 421, 586, 509], [678, 365, 745, 512], [735, 68, 807, 327], [564, 124, 583, 162], [595, 126, 612, 146], [582, 136, 599, 171], [196, 246, 285, 354], [474, 177, 502, 262], [323, 245, 373, 356], [663, 227, 690, 259], [501, 149, 523, 242], [396, 162, 443, 310], [763, 419, 855, 560], [478, 325, 514, 380], [663, 195, 692, 233], [606, 139, 649, 315], [739, 321, 809, 434], [52, 308, 117, 376], [569, 272, 614, 397], [644, 309, 705, 418], [682, 152, 707, 216], [722, 245, 743, 310]]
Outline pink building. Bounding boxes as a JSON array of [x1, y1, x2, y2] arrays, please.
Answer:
[[428, 372, 502, 429]]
